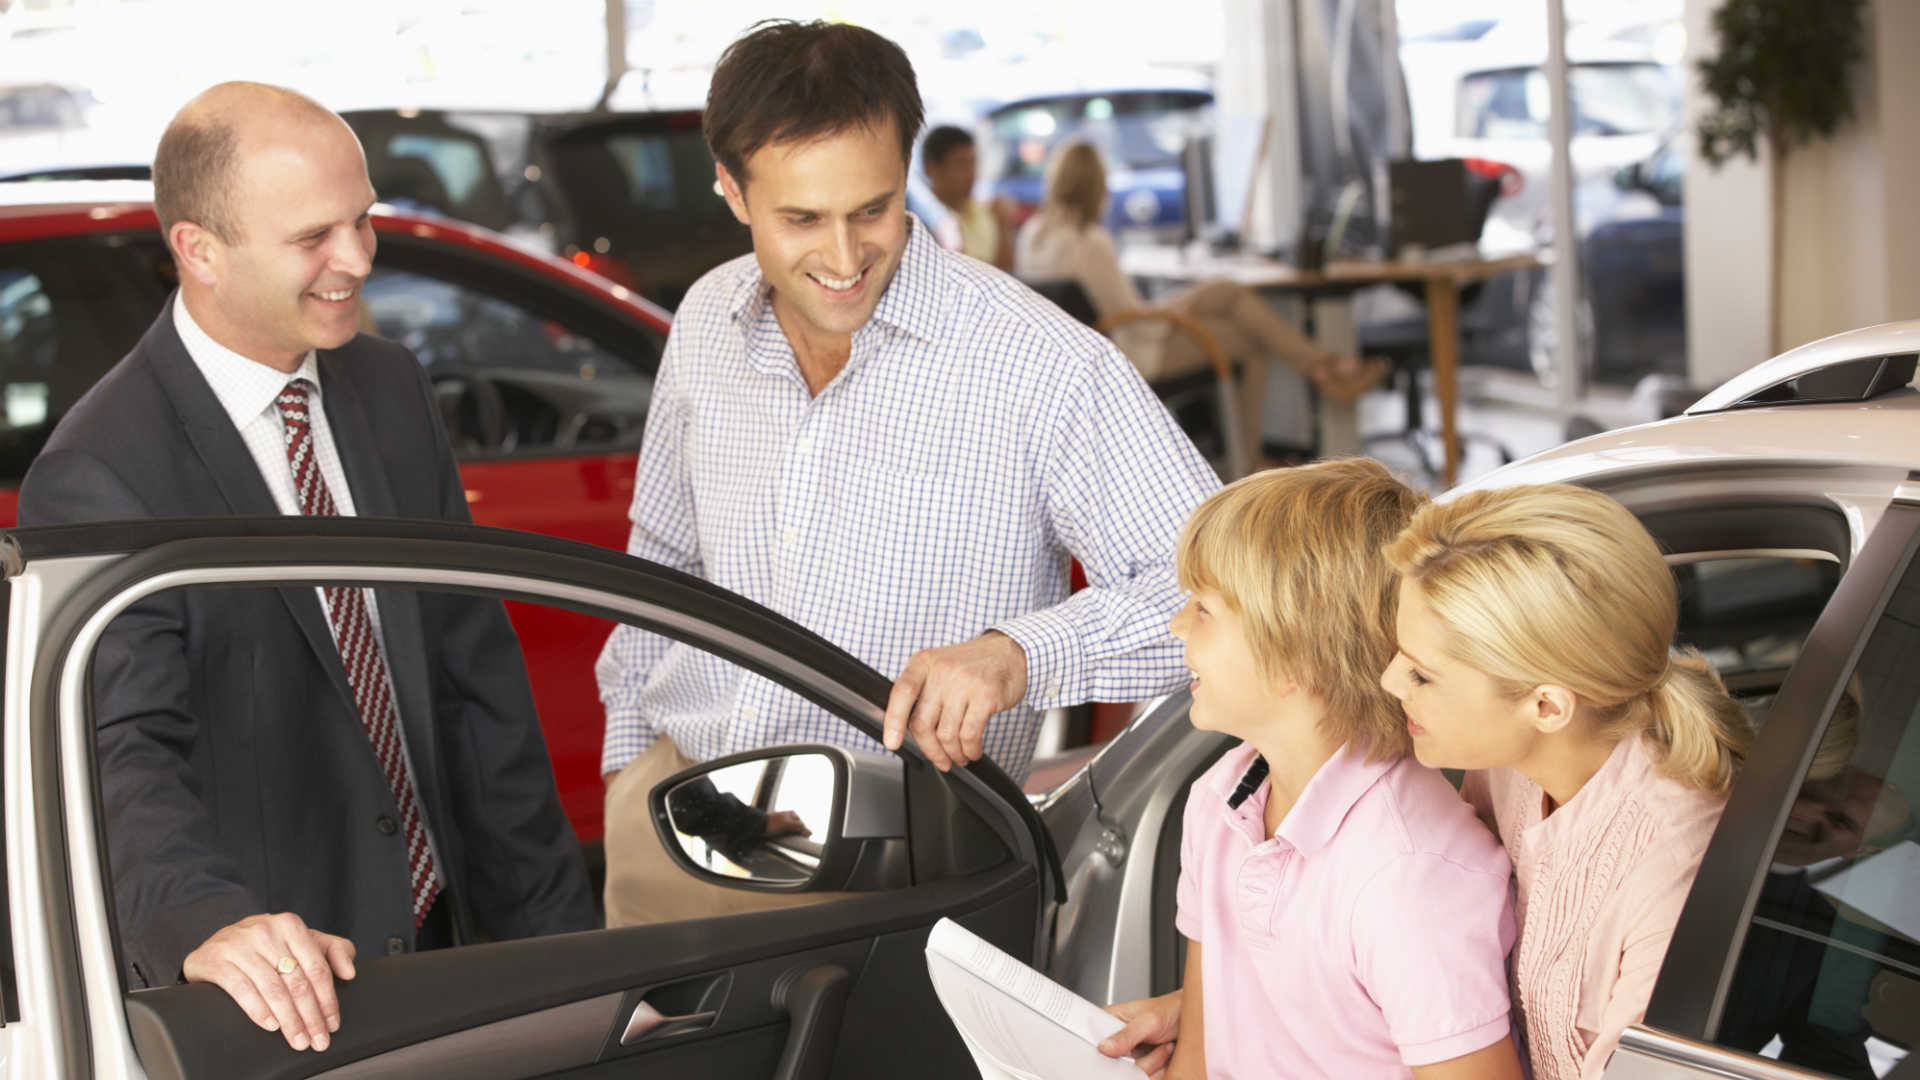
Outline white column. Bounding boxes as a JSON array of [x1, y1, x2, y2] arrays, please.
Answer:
[[1543, 0, 1583, 406], [1217, 0, 1302, 252]]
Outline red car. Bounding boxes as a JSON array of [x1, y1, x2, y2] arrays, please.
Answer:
[[0, 180, 673, 853]]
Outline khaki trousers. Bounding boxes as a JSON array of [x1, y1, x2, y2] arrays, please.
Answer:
[[602, 736, 850, 926]]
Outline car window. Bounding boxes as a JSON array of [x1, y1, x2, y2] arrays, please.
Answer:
[[1672, 552, 1843, 695], [987, 91, 1212, 180], [360, 265, 653, 457], [1711, 542, 1920, 1076], [346, 113, 517, 233], [0, 235, 173, 486], [1455, 63, 1677, 140]]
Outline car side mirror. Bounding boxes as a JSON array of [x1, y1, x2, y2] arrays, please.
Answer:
[[650, 745, 910, 893], [1613, 161, 1644, 192]]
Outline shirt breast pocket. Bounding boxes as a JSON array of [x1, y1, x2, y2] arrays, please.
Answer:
[[819, 461, 969, 606]]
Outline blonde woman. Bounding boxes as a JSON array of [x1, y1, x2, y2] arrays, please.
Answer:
[[1378, 484, 1753, 1080], [1012, 141, 1382, 465]]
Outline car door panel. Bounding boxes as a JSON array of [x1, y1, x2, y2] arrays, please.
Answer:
[[125, 868, 1039, 1080], [8, 518, 1056, 1079], [1646, 504, 1920, 1040]]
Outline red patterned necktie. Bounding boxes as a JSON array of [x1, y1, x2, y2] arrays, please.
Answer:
[[275, 379, 442, 928]]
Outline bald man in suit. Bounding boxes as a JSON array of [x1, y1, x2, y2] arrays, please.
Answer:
[[19, 82, 594, 1053]]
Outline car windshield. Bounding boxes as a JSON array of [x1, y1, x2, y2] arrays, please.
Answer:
[[988, 90, 1212, 179], [1456, 62, 1677, 140]]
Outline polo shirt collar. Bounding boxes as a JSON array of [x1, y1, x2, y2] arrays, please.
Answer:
[[173, 292, 321, 430], [1228, 744, 1397, 857]]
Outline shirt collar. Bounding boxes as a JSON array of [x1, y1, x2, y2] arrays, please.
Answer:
[[727, 213, 948, 348], [1268, 744, 1398, 857], [173, 292, 321, 430], [1520, 732, 1646, 851]]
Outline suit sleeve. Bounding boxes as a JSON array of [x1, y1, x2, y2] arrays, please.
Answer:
[[21, 449, 261, 986], [406, 363, 597, 938]]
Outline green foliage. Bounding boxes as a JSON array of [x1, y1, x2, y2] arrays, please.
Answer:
[[1696, 0, 1868, 167]]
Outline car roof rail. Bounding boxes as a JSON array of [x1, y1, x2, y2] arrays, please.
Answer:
[[1688, 321, 1920, 415]]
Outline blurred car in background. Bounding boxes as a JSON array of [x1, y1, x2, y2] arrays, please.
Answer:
[[1390, 16, 1686, 386], [1560, 131, 1685, 385], [0, 106, 753, 312], [0, 180, 673, 851], [978, 75, 1213, 242], [340, 106, 749, 311]]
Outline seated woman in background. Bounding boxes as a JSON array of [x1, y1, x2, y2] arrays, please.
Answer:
[[1013, 140, 1382, 465], [1379, 484, 1753, 1079]]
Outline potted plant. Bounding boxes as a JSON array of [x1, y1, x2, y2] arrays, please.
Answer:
[[1695, 0, 1867, 354]]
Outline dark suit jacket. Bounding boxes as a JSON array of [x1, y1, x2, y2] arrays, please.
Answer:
[[18, 300, 595, 986]]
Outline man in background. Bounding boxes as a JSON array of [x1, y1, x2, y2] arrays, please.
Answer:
[[922, 123, 1013, 269]]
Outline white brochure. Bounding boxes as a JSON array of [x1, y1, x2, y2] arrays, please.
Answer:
[[924, 917, 1141, 1080]]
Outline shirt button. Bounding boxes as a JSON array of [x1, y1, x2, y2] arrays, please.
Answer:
[[797, 436, 813, 452], [376, 815, 397, 835], [743, 707, 759, 721], [386, 937, 405, 956], [1047, 684, 1061, 697], [782, 528, 798, 545]]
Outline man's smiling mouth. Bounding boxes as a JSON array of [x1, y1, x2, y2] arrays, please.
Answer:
[[807, 268, 866, 292]]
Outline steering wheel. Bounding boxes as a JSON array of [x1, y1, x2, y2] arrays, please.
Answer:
[[430, 371, 510, 453]]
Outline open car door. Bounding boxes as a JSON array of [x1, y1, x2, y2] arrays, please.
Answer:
[[1, 517, 1058, 1079]]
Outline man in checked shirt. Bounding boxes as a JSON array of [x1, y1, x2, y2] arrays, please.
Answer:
[[595, 20, 1222, 925]]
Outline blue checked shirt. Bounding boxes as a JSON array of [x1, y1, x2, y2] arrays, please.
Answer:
[[595, 218, 1219, 783]]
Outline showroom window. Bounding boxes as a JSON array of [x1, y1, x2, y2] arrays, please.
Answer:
[[1711, 538, 1920, 1077]]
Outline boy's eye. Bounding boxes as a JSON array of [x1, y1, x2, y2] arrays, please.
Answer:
[[1408, 668, 1431, 687]]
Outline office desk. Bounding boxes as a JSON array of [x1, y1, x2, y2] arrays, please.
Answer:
[[1119, 246, 1539, 488]]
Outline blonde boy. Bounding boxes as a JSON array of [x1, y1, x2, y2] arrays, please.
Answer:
[[1102, 459, 1522, 1079]]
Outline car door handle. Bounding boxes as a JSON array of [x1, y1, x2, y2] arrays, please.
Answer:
[[620, 999, 718, 1044], [771, 964, 852, 1080]]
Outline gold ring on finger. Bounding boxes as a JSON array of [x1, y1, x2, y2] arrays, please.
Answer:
[[276, 954, 298, 976]]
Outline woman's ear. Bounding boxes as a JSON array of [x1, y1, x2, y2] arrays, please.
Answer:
[[1526, 684, 1580, 735]]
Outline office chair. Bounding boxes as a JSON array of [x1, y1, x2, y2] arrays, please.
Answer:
[[1025, 279, 1249, 479]]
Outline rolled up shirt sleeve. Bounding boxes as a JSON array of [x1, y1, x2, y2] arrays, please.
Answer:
[[993, 340, 1217, 709]]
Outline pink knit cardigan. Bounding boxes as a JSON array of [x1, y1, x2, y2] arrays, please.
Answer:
[[1462, 735, 1726, 1080]]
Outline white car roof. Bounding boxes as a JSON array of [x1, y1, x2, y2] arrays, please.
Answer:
[[1464, 319, 1920, 495]]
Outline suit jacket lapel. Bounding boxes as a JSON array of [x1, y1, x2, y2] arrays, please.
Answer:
[[144, 299, 359, 719], [317, 349, 445, 816]]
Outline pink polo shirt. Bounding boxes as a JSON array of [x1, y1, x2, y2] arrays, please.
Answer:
[[1176, 743, 1516, 1078]]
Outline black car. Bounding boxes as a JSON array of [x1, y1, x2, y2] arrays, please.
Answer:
[[340, 107, 751, 311]]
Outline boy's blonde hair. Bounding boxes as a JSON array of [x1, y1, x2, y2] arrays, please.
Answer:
[[1386, 483, 1751, 795], [1176, 458, 1426, 760]]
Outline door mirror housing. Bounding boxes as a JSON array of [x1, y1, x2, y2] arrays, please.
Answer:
[[650, 745, 910, 893]]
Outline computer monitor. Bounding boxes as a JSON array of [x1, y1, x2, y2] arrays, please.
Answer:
[[1386, 158, 1490, 254]]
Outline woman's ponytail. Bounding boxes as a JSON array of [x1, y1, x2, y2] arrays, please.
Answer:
[[1642, 648, 1752, 796]]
